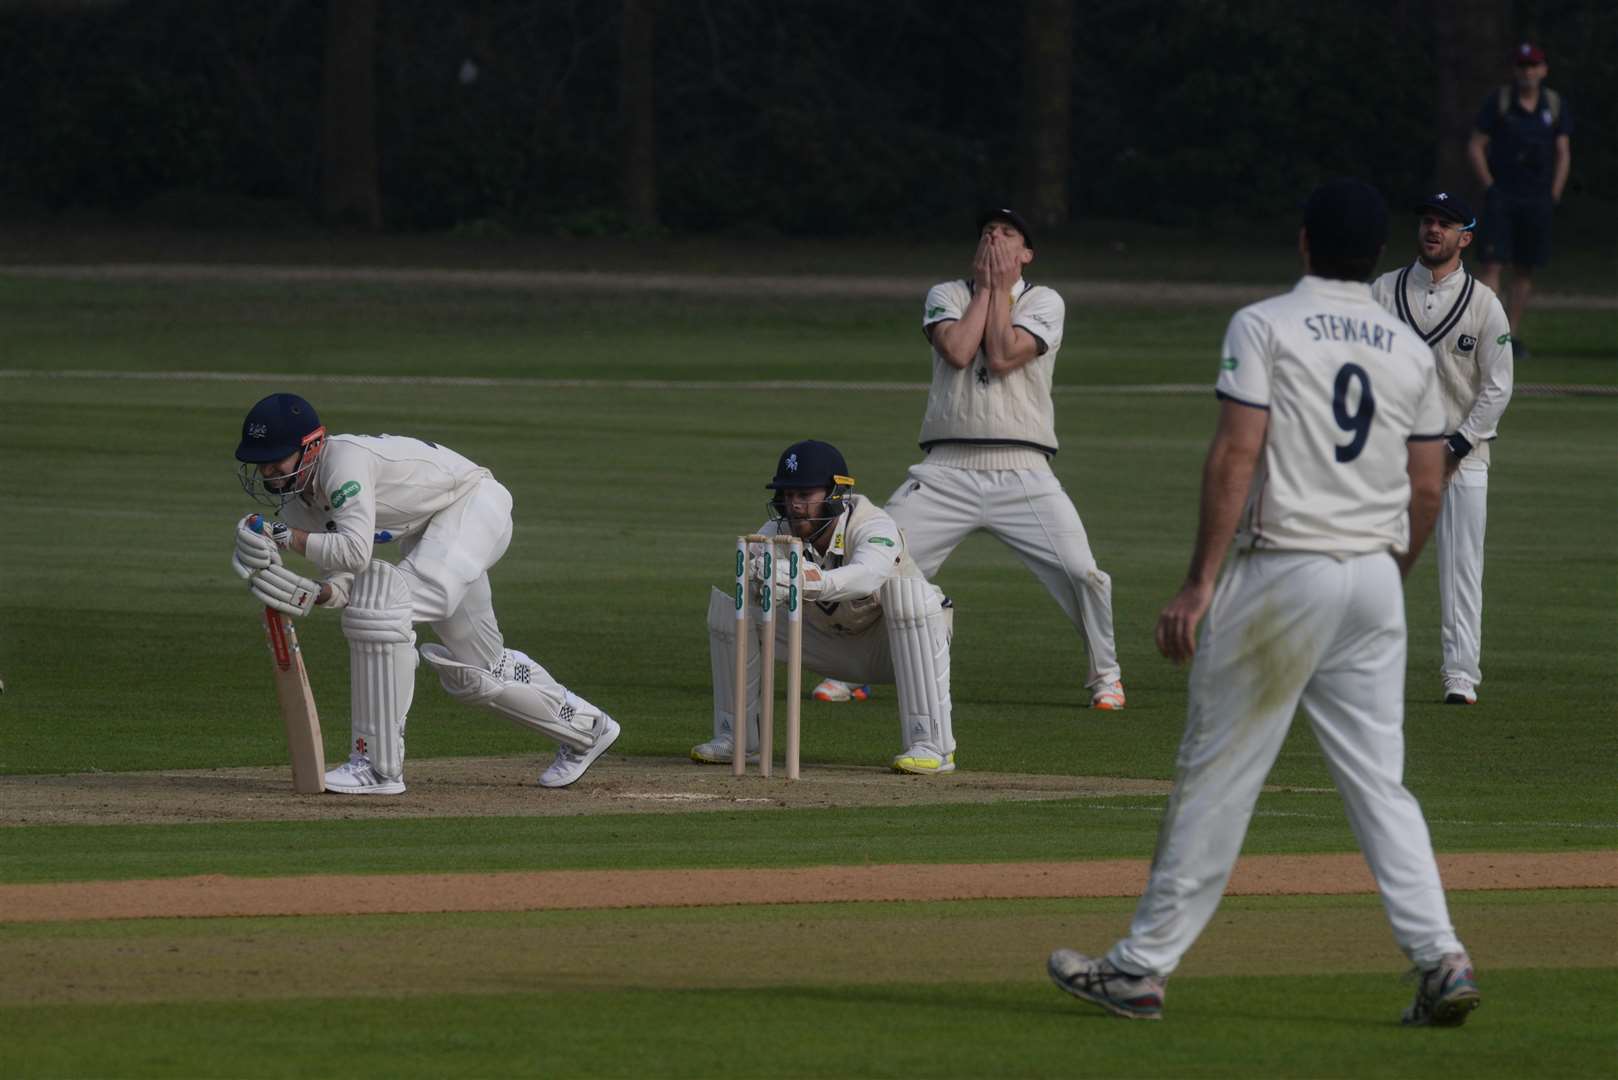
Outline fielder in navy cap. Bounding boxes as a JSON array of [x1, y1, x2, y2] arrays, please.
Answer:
[[1414, 191, 1476, 230]]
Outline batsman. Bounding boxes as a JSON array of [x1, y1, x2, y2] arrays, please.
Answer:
[[230, 392, 620, 795], [692, 440, 958, 774]]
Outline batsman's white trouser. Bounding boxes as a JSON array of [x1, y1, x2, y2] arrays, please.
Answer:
[[1107, 551, 1464, 976], [1436, 465, 1488, 687], [397, 477, 514, 671], [704, 586, 952, 751], [885, 462, 1119, 690]]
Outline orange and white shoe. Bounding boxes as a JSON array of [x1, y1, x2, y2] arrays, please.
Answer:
[[812, 679, 872, 702], [1090, 680, 1126, 710]]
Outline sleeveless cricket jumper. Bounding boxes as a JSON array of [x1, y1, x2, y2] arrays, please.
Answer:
[[1372, 263, 1514, 689], [886, 277, 1120, 690], [1108, 276, 1467, 977]]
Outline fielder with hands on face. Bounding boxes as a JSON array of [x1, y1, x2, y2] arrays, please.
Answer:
[[692, 439, 957, 774], [231, 393, 620, 795], [1049, 180, 1480, 1027], [1372, 191, 1513, 705], [830, 209, 1123, 712]]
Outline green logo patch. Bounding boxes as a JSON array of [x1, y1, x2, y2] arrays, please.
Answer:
[[926, 305, 947, 319], [1496, 333, 1511, 345], [868, 536, 896, 547], [1220, 356, 1240, 371], [330, 480, 362, 508]]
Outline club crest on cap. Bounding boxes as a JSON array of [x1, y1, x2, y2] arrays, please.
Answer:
[[1435, 192, 1449, 201], [247, 422, 269, 439], [785, 453, 799, 472]]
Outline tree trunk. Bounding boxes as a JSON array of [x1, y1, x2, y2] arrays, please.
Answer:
[[320, 0, 382, 229], [620, 0, 659, 230], [1018, 0, 1073, 230], [1434, 0, 1508, 197]]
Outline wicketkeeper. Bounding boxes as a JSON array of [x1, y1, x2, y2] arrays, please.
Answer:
[[231, 392, 620, 795], [692, 439, 958, 774]]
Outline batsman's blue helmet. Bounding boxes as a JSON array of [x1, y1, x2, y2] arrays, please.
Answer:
[[236, 393, 324, 463]]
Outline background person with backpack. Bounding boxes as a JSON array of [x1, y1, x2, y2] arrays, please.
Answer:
[[1466, 42, 1573, 359]]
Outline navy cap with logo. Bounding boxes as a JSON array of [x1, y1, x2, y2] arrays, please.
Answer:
[[236, 392, 324, 463], [767, 439, 852, 491], [1415, 191, 1476, 230], [1302, 178, 1388, 261], [977, 207, 1034, 248]]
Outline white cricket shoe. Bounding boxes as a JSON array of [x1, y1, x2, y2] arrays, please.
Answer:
[[891, 745, 956, 775], [539, 716, 621, 788], [689, 735, 759, 765], [323, 752, 406, 796], [1442, 678, 1477, 705]]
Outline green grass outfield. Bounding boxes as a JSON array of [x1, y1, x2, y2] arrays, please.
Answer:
[[0, 262, 1614, 1077]]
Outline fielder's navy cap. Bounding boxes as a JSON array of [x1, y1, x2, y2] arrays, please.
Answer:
[[977, 207, 1034, 248], [1302, 179, 1388, 261], [1415, 191, 1476, 229]]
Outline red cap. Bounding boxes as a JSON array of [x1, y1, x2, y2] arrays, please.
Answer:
[[1513, 42, 1546, 65]]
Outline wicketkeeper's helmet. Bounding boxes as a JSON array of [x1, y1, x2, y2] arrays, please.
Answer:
[[766, 439, 856, 535]]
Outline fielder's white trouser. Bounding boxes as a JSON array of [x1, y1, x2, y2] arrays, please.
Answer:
[[704, 586, 954, 753], [1108, 551, 1464, 977], [885, 462, 1119, 690], [1436, 465, 1488, 687]]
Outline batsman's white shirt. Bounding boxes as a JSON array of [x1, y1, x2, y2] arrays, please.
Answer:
[[289, 434, 492, 574], [1107, 275, 1465, 978], [280, 433, 511, 668], [1217, 276, 1446, 555]]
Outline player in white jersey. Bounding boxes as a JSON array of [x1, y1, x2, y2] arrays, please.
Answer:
[[691, 440, 957, 774], [1371, 192, 1514, 705], [1048, 180, 1480, 1027], [231, 393, 620, 795], [812, 209, 1122, 711]]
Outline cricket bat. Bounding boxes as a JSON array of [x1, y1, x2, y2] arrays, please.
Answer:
[[264, 607, 326, 793]]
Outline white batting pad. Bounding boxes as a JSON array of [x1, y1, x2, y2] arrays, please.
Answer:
[[340, 560, 418, 781], [882, 576, 954, 754], [705, 588, 760, 751], [420, 643, 604, 752]]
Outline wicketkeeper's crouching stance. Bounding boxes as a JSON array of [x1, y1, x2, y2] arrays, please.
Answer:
[[693, 440, 958, 774], [231, 392, 620, 795]]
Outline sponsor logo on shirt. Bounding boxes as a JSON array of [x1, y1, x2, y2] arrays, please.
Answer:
[[868, 536, 896, 547], [1221, 356, 1240, 370], [926, 305, 948, 319], [329, 480, 362, 508], [1497, 333, 1511, 345], [1457, 334, 1477, 352]]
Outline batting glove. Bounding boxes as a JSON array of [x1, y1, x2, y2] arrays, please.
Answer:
[[249, 563, 320, 617]]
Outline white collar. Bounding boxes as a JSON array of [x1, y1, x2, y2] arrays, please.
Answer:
[[1405, 259, 1467, 290], [1295, 275, 1374, 301]]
